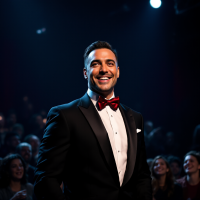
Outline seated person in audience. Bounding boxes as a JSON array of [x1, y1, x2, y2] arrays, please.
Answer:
[[151, 155, 183, 200], [6, 110, 17, 132], [147, 127, 166, 158], [0, 112, 7, 148], [16, 143, 36, 184], [23, 134, 40, 167], [13, 124, 24, 140], [28, 114, 45, 140], [0, 132, 20, 158], [191, 125, 200, 152], [0, 154, 33, 200], [168, 155, 182, 179], [177, 151, 200, 200]]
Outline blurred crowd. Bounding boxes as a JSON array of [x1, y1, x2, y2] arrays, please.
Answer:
[[0, 100, 200, 200]]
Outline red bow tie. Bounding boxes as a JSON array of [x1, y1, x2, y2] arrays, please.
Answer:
[[97, 96, 120, 111]]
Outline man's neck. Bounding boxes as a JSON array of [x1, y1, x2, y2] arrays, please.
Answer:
[[187, 172, 200, 185], [88, 88, 115, 100]]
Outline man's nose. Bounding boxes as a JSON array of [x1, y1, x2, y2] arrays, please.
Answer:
[[100, 63, 108, 72]]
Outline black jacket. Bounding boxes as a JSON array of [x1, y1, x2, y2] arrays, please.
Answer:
[[34, 93, 152, 200]]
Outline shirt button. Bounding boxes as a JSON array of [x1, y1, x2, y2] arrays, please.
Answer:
[[111, 115, 113, 117], [118, 150, 120, 152], [115, 132, 117, 134]]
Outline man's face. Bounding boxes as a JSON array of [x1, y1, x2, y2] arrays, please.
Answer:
[[170, 162, 181, 176], [8, 136, 20, 149], [29, 136, 40, 152], [20, 146, 32, 163], [84, 48, 119, 99]]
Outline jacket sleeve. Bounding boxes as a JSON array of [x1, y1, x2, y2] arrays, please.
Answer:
[[34, 106, 70, 200], [135, 114, 152, 200]]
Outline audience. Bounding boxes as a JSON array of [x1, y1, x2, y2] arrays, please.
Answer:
[[28, 114, 45, 140], [0, 113, 7, 148], [191, 125, 200, 152], [6, 110, 17, 132], [0, 154, 34, 200], [0, 105, 200, 200], [12, 124, 24, 140], [0, 132, 20, 158], [16, 143, 36, 184], [23, 135, 40, 167], [168, 155, 182, 179], [177, 151, 200, 200], [165, 132, 180, 156], [147, 127, 166, 158], [151, 155, 183, 200]]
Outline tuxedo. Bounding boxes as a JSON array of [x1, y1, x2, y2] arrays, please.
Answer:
[[34, 93, 152, 200]]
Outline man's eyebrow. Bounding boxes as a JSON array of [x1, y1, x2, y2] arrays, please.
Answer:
[[91, 59, 101, 64], [90, 59, 116, 64], [106, 59, 115, 63]]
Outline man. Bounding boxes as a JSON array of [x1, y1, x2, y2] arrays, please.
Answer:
[[16, 142, 36, 184], [34, 41, 152, 200], [24, 134, 40, 167], [0, 131, 20, 158]]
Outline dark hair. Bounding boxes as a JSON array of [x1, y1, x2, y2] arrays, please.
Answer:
[[151, 155, 175, 198], [184, 151, 200, 164], [4, 131, 20, 144], [184, 151, 200, 176], [23, 134, 35, 143], [83, 41, 118, 68], [168, 155, 182, 167], [193, 125, 200, 145], [0, 154, 27, 188]]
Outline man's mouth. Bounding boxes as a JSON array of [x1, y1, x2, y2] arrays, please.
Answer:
[[97, 76, 112, 82]]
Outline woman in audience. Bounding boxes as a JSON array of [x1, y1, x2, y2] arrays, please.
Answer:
[[0, 154, 33, 200], [177, 151, 200, 200], [151, 155, 183, 200]]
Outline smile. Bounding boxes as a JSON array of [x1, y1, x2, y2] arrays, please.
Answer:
[[97, 77, 111, 82]]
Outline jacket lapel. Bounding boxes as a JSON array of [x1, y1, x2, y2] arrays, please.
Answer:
[[119, 104, 137, 187], [78, 93, 119, 185]]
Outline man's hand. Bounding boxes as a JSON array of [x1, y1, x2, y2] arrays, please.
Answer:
[[10, 190, 27, 200]]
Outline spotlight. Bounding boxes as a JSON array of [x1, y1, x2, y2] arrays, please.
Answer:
[[150, 0, 162, 9], [36, 28, 46, 34]]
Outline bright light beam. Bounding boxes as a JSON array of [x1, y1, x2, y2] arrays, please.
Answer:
[[150, 0, 162, 9]]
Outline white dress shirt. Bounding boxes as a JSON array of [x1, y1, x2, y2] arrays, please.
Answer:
[[87, 89, 128, 186]]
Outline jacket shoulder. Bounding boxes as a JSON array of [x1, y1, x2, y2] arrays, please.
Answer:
[[48, 98, 80, 114]]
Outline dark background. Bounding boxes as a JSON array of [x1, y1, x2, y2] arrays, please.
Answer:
[[0, 0, 200, 152]]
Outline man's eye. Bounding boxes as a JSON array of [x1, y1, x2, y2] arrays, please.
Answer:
[[108, 62, 114, 66], [92, 63, 98, 66]]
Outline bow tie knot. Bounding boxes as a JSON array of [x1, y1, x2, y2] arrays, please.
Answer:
[[97, 96, 120, 111]]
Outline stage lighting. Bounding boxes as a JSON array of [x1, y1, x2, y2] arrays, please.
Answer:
[[150, 0, 162, 9], [36, 28, 46, 34]]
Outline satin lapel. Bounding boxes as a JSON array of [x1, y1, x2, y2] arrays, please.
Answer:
[[119, 104, 137, 187], [78, 93, 119, 184]]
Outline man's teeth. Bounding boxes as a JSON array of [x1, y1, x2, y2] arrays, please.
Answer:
[[100, 77, 109, 80]]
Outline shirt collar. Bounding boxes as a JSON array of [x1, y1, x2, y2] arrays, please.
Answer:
[[87, 88, 115, 102]]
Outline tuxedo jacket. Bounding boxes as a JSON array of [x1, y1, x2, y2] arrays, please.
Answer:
[[34, 93, 152, 200]]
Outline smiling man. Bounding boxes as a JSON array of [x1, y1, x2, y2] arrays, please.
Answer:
[[34, 41, 152, 200]]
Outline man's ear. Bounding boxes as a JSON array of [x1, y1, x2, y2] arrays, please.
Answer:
[[83, 68, 88, 79], [117, 66, 120, 78]]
